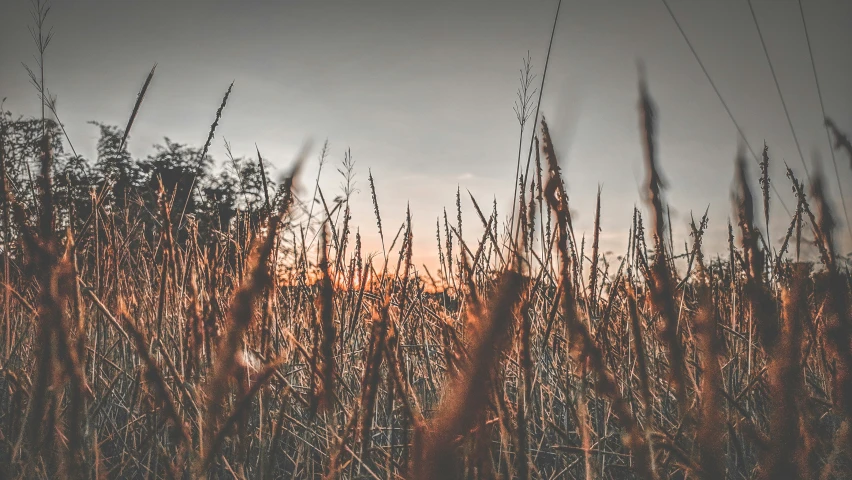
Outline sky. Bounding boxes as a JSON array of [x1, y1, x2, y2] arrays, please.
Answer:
[[2, 0, 851, 273]]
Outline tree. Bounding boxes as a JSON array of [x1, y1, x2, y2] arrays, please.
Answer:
[[91, 122, 140, 214], [54, 153, 96, 231]]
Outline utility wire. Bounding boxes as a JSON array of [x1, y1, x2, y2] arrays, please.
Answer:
[[659, 0, 793, 217], [746, 0, 811, 182], [797, 0, 852, 242]]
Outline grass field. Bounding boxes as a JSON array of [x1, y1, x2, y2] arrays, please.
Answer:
[[2, 2, 852, 479]]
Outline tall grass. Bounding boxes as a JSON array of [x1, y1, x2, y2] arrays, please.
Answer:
[[1, 8, 852, 479]]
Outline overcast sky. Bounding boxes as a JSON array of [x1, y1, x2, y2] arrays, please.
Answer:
[[2, 0, 851, 270]]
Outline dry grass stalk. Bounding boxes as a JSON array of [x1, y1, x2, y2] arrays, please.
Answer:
[[694, 284, 724, 480], [825, 117, 852, 169], [203, 158, 303, 470], [760, 264, 813, 480], [809, 168, 852, 453], [119, 64, 156, 151], [588, 186, 602, 316], [542, 117, 655, 478], [413, 269, 521, 480], [317, 223, 336, 413], [638, 71, 687, 405]]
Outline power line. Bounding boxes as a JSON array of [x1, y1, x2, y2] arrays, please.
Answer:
[[658, 0, 793, 217], [797, 0, 852, 243], [746, 0, 811, 182]]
